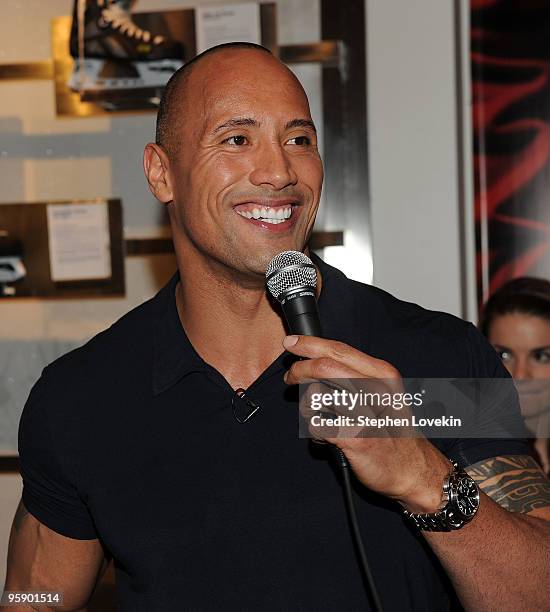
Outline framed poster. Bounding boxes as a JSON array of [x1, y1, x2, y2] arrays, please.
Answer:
[[0, 199, 124, 298]]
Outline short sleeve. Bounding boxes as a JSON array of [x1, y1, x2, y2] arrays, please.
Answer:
[[439, 323, 531, 467], [18, 370, 98, 540]]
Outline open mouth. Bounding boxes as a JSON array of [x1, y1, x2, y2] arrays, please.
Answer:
[[233, 201, 298, 228], [236, 205, 293, 224]]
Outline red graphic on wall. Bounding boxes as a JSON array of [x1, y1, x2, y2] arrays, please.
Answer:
[[472, 0, 550, 306]]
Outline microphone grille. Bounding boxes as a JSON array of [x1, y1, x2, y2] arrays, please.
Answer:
[[265, 250, 317, 301]]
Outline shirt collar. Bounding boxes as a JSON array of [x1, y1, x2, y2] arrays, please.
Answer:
[[151, 256, 360, 396], [152, 270, 208, 395]]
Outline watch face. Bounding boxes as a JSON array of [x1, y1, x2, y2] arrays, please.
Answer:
[[454, 475, 480, 518]]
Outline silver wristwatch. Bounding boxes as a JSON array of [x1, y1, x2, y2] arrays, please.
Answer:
[[402, 461, 480, 531]]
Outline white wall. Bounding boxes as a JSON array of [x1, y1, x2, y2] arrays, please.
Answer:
[[366, 0, 473, 318]]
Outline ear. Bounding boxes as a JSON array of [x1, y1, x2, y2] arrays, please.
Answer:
[[143, 143, 174, 204]]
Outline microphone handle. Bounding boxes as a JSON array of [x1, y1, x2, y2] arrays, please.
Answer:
[[281, 289, 346, 466], [281, 291, 322, 337]]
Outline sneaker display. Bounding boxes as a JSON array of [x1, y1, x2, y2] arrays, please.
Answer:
[[68, 0, 184, 92]]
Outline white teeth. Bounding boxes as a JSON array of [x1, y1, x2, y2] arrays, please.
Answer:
[[236, 205, 293, 222]]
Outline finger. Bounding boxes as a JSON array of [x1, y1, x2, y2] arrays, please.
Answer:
[[283, 335, 400, 379], [285, 356, 362, 386], [289, 366, 407, 427]]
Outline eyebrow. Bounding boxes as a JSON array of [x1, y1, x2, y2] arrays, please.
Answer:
[[212, 117, 317, 134], [213, 118, 258, 133], [493, 344, 550, 352], [285, 118, 316, 132]]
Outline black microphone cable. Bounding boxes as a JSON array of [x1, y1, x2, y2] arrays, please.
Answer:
[[332, 447, 384, 612]]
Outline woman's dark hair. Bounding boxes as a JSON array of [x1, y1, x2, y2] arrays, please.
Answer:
[[480, 277, 550, 337]]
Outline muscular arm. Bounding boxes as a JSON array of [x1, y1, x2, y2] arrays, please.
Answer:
[[424, 455, 550, 612], [1, 499, 107, 612]]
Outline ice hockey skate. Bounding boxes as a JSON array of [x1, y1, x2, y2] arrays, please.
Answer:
[[68, 0, 184, 94]]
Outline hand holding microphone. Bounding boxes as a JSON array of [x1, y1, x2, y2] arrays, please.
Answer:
[[265, 251, 451, 515]]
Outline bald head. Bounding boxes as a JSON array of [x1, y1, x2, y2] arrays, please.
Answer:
[[155, 43, 306, 158]]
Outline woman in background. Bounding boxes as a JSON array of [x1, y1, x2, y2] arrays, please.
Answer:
[[480, 277, 550, 474]]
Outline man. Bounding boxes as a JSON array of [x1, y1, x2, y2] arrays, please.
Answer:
[[3, 43, 550, 611]]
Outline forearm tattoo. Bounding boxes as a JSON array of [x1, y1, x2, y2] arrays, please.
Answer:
[[466, 455, 550, 513], [13, 499, 29, 532]]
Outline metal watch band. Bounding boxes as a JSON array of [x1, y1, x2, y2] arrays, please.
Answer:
[[402, 461, 480, 532]]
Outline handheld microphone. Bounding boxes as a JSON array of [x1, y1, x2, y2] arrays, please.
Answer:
[[265, 249, 343, 451], [265, 250, 321, 337]]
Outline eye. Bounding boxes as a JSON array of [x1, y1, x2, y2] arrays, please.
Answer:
[[287, 135, 311, 146], [224, 135, 248, 146], [533, 349, 550, 364]]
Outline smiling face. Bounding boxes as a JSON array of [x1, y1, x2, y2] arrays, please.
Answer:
[[488, 312, 550, 380], [161, 48, 323, 283]]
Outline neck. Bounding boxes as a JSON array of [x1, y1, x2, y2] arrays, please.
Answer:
[[175, 256, 287, 390]]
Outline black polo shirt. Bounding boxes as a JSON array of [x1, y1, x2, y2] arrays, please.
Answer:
[[18, 257, 527, 611]]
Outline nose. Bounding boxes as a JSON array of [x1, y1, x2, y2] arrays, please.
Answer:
[[249, 140, 298, 190], [511, 358, 532, 381]]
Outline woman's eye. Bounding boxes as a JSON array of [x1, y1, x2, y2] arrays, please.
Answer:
[[288, 136, 311, 146], [533, 349, 550, 364], [225, 135, 248, 146]]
